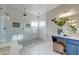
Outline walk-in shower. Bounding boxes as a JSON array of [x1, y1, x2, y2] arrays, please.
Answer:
[[0, 5, 47, 48]]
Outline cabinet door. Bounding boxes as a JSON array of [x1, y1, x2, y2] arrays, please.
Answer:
[[76, 45, 79, 55], [67, 43, 76, 55]]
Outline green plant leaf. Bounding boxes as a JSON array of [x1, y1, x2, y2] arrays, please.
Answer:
[[51, 17, 68, 27]]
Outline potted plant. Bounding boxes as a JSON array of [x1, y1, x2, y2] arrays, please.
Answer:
[[70, 24, 77, 33], [51, 17, 68, 35]]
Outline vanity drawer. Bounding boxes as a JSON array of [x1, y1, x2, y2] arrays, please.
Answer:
[[67, 39, 79, 45]]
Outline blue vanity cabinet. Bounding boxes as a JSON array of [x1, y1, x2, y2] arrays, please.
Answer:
[[66, 43, 76, 55], [52, 35, 79, 55], [66, 39, 79, 55], [76, 46, 79, 55]]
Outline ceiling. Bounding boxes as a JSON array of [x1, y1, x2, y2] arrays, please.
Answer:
[[3, 4, 60, 16]]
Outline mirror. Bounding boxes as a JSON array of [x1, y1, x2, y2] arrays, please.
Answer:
[[63, 14, 79, 35]]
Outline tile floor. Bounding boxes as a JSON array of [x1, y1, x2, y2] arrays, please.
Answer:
[[20, 39, 61, 55]]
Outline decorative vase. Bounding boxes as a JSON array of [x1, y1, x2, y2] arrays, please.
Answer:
[[57, 27, 63, 35]]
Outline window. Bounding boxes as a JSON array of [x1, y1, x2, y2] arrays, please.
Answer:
[[39, 21, 45, 27], [31, 21, 38, 27], [12, 22, 20, 28], [26, 24, 30, 28]]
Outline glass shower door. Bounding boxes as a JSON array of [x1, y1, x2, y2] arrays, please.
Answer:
[[0, 16, 7, 42]]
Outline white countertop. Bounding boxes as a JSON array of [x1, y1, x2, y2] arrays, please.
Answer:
[[53, 34, 79, 41]]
